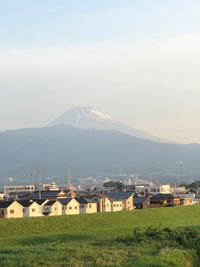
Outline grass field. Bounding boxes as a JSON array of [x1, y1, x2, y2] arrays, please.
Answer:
[[1, 205, 200, 267]]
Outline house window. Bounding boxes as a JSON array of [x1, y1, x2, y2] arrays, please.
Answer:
[[89, 205, 92, 208], [75, 206, 77, 209], [107, 204, 109, 207], [114, 204, 116, 207], [32, 208, 36, 212], [80, 204, 84, 208], [117, 204, 119, 207], [10, 210, 14, 214], [54, 207, 57, 211], [69, 207, 72, 210], [23, 208, 25, 213]]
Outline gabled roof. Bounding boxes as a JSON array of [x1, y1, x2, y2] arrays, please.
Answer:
[[44, 200, 58, 206], [186, 189, 197, 194], [105, 192, 134, 201], [91, 194, 113, 202], [58, 198, 74, 205], [17, 200, 36, 207], [34, 199, 48, 205], [76, 196, 96, 204], [0, 201, 14, 208], [0, 200, 23, 208]]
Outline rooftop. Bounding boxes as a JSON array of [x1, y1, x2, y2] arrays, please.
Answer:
[[105, 192, 134, 200], [0, 201, 20, 208], [76, 196, 96, 204]]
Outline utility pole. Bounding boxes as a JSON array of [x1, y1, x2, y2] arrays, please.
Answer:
[[66, 168, 71, 190], [30, 173, 34, 186], [37, 162, 41, 200], [4, 177, 8, 199]]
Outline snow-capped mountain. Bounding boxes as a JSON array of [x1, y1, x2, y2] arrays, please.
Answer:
[[48, 106, 167, 142]]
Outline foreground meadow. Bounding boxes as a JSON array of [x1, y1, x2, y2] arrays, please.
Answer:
[[1, 205, 200, 267]]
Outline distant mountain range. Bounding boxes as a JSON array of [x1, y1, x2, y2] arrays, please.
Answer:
[[0, 120, 200, 180], [48, 107, 169, 143]]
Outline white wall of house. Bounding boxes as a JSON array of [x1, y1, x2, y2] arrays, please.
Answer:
[[123, 195, 134, 211], [5, 201, 23, 218], [80, 202, 97, 214], [62, 199, 80, 215], [23, 202, 43, 217], [104, 197, 112, 212], [135, 184, 170, 195], [112, 200, 123, 212]]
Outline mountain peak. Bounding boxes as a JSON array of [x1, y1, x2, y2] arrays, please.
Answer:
[[48, 106, 114, 127], [48, 106, 168, 143], [68, 106, 113, 121]]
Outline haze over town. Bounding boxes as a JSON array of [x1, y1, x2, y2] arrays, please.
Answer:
[[1, 0, 200, 143]]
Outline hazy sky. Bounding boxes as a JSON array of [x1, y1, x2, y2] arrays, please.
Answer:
[[0, 0, 200, 143]]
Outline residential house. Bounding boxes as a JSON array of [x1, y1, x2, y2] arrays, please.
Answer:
[[135, 184, 170, 195], [43, 200, 63, 216], [58, 198, 80, 215], [90, 194, 112, 212], [0, 201, 23, 218], [180, 197, 193, 206], [173, 193, 195, 206], [76, 197, 97, 214], [150, 194, 180, 207], [18, 200, 44, 217], [105, 192, 134, 211]]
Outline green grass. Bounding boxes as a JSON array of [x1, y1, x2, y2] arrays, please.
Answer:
[[1, 205, 200, 266]]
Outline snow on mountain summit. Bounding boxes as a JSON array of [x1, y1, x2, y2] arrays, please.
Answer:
[[48, 106, 114, 127], [48, 106, 169, 142], [89, 108, 113, 121], [72, 107, 113, 121]]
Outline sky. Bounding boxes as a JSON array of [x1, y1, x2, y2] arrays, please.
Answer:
[[0, 0, 200, 143]]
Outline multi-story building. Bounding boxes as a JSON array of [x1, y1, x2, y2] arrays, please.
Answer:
[[4, 185, 35, 199], [135, 184, 170, 195]]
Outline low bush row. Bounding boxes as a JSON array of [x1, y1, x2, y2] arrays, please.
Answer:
[[116, 226, 200, 254]]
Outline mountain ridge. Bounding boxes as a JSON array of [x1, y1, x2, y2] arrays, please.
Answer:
[[0, 124, 200, 179]]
